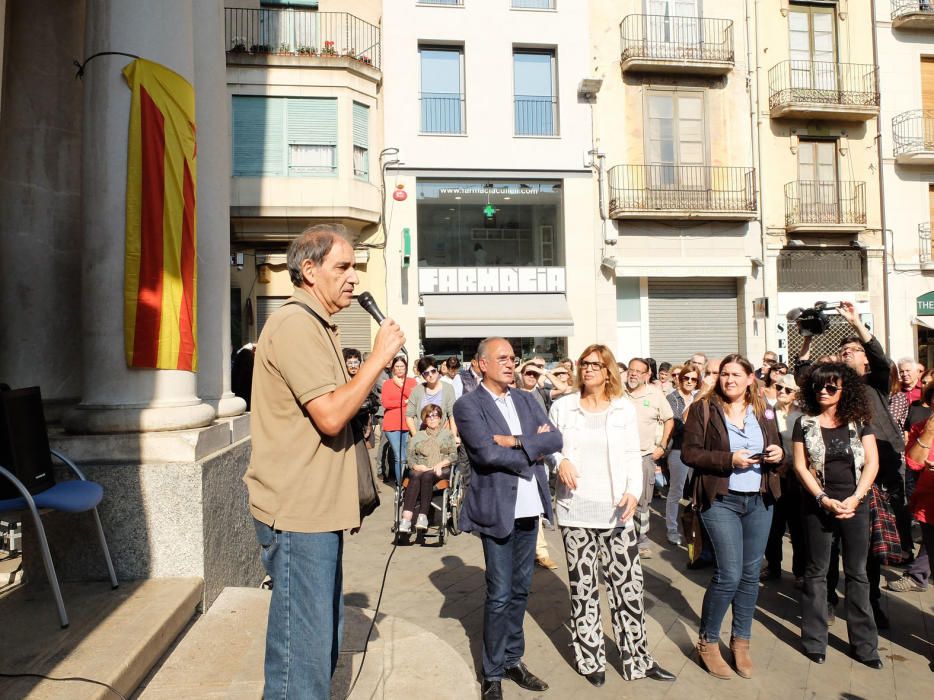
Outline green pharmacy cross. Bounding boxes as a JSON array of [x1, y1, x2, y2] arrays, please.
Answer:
[[483, 204, 495, 217]]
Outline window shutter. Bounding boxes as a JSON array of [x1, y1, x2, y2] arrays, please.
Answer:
[[353, 102, 369, 149], [287, 97, 337, 146], [232, 96, 285, 176]]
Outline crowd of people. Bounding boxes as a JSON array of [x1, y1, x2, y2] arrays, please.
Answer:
[[246, 225, 932, 700]]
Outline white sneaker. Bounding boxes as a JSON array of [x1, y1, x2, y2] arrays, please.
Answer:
[[667, 533, 683, 546], [415, 514, 429, 530], [398, 519, 412, 533]]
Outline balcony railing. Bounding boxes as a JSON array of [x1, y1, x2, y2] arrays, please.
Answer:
[[515, 95, 557, 136], [768, 61, 878, 114], [893, 109, 934, 157], [620, 14, 734, 67], [420, 92, 466, 134], [784, 181, 866, 228], [920, 223, 933, 266], [419, 0, 464, 5], [892, 1, 934, 26], [225, 8, 380, 69], [607, 165, 756, 217]]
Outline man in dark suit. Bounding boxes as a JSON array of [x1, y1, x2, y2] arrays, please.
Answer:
[[454, 337, 563, 700]]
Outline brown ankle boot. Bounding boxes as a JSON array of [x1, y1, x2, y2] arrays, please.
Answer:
[[696, 638, 733, 679], [730, 636, 753, 678]]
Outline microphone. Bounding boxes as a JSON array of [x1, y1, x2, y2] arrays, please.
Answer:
[[357, 292, 386, 324], [358, 292, 407, 356]]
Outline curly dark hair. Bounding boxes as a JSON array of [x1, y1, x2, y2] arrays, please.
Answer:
[[799, 361, 871, 424]]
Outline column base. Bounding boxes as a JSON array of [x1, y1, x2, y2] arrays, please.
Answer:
[[63, 401, 217, 434], [205, 394, 247, 419]]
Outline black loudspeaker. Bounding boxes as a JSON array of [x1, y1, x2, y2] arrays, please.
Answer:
[[0, 386, 56, 500]]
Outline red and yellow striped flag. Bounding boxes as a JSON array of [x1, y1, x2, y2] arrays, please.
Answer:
[[123, 58, 198, 371]]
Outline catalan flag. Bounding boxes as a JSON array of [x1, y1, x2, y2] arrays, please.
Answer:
[[122, 58, 198, 371]]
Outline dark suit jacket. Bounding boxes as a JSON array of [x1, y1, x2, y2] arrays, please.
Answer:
[[681, 398, 783, 511], [454, 384, 562, 538]]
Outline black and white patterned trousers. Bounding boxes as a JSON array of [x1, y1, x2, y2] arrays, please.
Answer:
[[560, 525, 655, 679]]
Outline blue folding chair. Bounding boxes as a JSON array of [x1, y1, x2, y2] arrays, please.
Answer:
[[0, 386, 118, 628]]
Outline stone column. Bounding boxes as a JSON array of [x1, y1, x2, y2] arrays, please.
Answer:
[[193, 0, 245, 418], [64, 0, 215, 433], [0, 0, 85, 417]]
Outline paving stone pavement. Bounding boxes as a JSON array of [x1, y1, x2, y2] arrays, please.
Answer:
[[341, 480, 934, 700]]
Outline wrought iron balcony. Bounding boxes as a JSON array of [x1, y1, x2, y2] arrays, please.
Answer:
[[768, 61, 879, 121], [619, 14, 734, 75], [784, 181, 866, 232], [892, 1, 934, 29], [607, 165, 756, 220], [225, 8, 380, 69], [893, 109, 934, 164], [919, 223, 934, 268], [515, 95, 557, 136], [420, 92, 466, 135]]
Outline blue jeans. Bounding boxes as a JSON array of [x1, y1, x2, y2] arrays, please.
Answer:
[[385, 430, 408, 484], [254, 520, 343, 700], [480, 516, 539, 680], [699, 493, 773, 641]]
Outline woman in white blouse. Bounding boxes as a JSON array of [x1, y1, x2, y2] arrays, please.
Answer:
[[549, 344, 676, 687]]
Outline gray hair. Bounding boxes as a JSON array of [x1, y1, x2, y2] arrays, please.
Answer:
[[286, 224, 349, 286], [896, 357, 917, 368]]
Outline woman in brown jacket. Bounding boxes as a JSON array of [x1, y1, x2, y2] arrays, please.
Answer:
[[681, 354, 783, 680]]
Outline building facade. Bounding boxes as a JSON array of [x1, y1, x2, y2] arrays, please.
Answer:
[[756, 0, 885, 363], [381, 0, 609, 362], [876, 1, 934, 363], [224, 0, 386, 352]]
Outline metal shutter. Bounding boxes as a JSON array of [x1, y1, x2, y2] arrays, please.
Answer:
[[256, 296, 290, 338], [232, 96, 285, 176], [338, 298, 372, 351], [257, 295, 370, 350], [648, 278, 740, 364]]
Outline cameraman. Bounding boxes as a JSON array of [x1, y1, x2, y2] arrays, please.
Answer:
[[344, 347, 379, 447], [794, 302, 907, 629]]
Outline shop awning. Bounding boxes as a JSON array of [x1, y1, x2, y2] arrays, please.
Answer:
[[914, 316, 934, 331], [423, 294, 574, 339]]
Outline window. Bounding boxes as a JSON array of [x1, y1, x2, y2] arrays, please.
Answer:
[[419, 0, 464, 5], [789, 3, 836, 90], [353, 102, 369, 179], [514, 49, 557, 136], [797, 138, 839, 220], [645, 1, 700, 49], [261, 0, 318, 6], [645, 90, 705, 186], [419, 46, 465, 134], [512, 0, 556, 8], [232, 96, 337, 177]]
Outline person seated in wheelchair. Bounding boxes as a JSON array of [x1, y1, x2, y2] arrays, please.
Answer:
[[399, 404, 457, 534]]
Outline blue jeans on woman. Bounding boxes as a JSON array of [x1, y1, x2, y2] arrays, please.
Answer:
[[385, 430, 408, 484], [254, 520, 344, 700], [699, 492, 773, 641]]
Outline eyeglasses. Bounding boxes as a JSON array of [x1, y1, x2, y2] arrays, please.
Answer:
[[346, 360, 361, 367], [421, 368, 438, 378], [553, 371, 569, 377], [840, 346, 864, 358], [523, 371, 539, 378], [486, 355, 516, 367], [580, 361, 606, 371], [681, 376, 698, 383], [817, 383, 841, 396], [777, 386, 795, 395], [771, 368, 788, 375], [425, 413, 442, 420]]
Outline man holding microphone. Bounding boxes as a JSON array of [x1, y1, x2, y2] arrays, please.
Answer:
[[244, 224, 404, 699]]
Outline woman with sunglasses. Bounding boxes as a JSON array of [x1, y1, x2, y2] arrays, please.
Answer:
[[406, 356, 457, 438], [548, 345, 675, 686], [399, 404, 457, 535], [762, 374, 806, 584], [681, 354, 784, 680], [759, 362, 789, 406], [792, 362, 881, 668], [664, 367, 700, 545], [381, 355, 417, 486]]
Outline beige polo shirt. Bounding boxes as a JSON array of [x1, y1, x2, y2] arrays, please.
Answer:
[[623, 384, 674, 455], [243, 287, 359, 533]]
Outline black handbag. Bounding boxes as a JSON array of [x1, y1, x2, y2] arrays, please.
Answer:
[[285, 301, 380, 521]]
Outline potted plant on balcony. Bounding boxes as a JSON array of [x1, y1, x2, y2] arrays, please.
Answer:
[[359, 55, 372, 65], [229, 37, 247, 54], [250, 43, 272, 55], [322, 40, 337, 56], [277, 42, 292, 55]]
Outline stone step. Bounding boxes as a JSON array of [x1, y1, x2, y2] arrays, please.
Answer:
[[0, 577, 203, 699], [138, 586, 478, 699]]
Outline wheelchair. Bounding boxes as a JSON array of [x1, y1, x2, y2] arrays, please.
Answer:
[[392, 447, 469, 546]]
